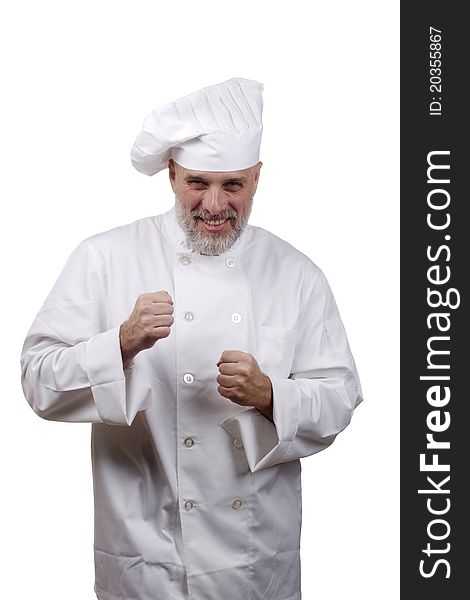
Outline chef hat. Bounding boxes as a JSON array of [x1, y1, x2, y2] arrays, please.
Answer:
[[130, 78, 263, 175]]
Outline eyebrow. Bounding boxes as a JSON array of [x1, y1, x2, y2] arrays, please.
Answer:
[[184, 175, 248, 184]]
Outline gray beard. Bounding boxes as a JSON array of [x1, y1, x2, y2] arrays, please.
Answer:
[[175, 198, 253, 256]]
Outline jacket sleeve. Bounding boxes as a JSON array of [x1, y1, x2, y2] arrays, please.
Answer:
[[20, 239, 151, 425], [220, 261, 363, 472]]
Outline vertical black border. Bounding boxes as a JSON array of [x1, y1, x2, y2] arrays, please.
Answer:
[[401, 3, 468, 597]]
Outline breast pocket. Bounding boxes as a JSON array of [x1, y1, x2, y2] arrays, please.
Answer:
[[257, 326, 297, 379]]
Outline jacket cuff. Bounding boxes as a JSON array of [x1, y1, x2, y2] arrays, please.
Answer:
[[219, 377, 301, 472], [85, 326, 133, 425]]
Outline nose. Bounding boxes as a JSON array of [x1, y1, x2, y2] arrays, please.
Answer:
[[201, 186, 229, 215]]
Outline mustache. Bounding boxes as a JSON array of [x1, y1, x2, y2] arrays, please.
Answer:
[[190, 207, 238, 221]]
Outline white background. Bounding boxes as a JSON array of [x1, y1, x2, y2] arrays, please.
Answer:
[[1, 1, 399, 598]]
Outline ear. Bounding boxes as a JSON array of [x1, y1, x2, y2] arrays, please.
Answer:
[[255, 161, 263, 182], [252, 161, 262, 193], [168, 159, 177, 192]]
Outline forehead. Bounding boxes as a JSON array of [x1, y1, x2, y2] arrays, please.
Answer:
[[176, 163, 251, 182]]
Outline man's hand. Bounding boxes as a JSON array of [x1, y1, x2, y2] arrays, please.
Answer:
[[216, 350, 273, 421], [120, 291, 174, 368]]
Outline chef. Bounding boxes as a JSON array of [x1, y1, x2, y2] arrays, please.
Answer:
[[20, 77, 363, 600]]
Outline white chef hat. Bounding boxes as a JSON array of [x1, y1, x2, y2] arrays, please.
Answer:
[[130, 77, 263, 175]]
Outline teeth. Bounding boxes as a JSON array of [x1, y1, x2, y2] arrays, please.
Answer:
[[204, 219, 226, 225]]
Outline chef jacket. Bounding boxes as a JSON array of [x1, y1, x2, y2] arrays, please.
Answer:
[[20, 205, 363, 600]]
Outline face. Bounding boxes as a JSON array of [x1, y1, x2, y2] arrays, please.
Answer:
[[169, 159, 262, 256]]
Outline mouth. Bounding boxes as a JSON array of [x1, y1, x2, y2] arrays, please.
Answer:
[[197, 217, 230, 232]]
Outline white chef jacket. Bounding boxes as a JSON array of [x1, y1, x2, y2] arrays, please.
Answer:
[[20, 205, 363, 600]]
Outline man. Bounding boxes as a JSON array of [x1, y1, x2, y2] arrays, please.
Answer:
[[21, 77, 363, 600]]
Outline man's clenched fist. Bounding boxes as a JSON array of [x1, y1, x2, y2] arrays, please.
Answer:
[[120, 291, 174, 368], [216, 350, 273, 421]]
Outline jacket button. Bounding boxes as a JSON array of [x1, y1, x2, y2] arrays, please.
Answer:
[[184, 437, 195, 448], [183, 373, 194, 384], [232, 437, 243, 449], [231, 498, 244, 510], [180, 255, 191, 266], [184, 311, 194, 321], [231, 312, 242, 324], [225, 258, 236, 268], [184, 500, 194, 511]]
